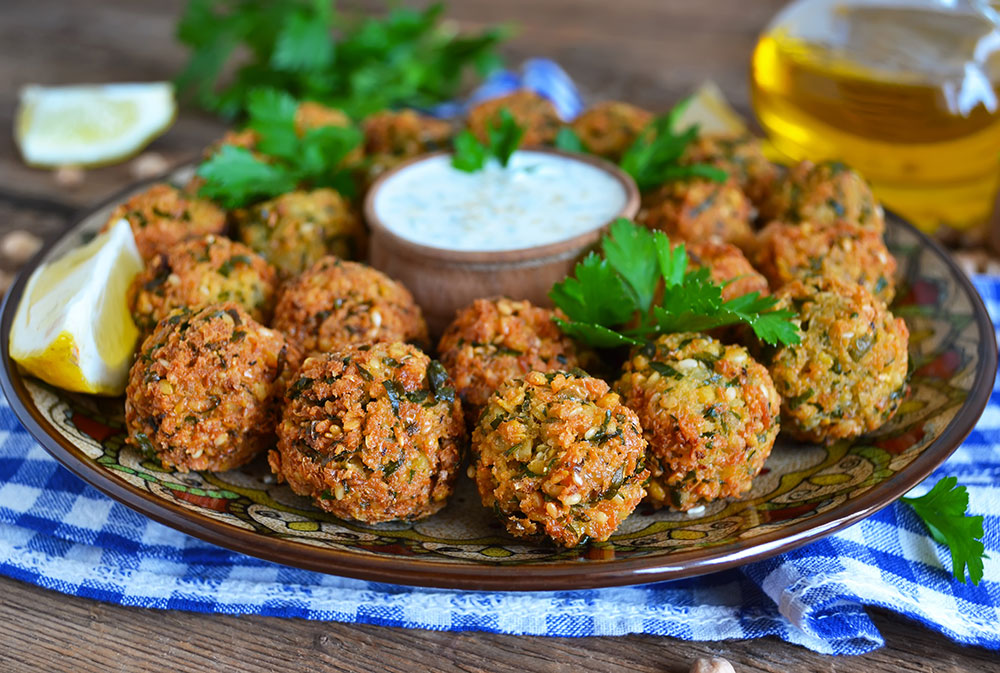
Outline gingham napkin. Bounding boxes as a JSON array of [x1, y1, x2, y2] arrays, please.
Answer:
[[1, 62, 999, 656]]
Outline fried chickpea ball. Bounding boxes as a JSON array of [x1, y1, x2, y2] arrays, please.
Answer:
[[759, 160, 885, 232], [294, 101, 351, 131], [233, 188, 366, 278], [615, 333, 780, 511], [638, 178, 755, 251], [363, 109, 453, 157], [125, 303, 293, 472], [687, 241, 769, 302], [466, 91, 562, 146], [437, 298, 592, 421], [201, 128, 260, 159], [769, 277, 909, 444], [272, 257, 428, 357], [570, 101, 653, 161], [681, 133, 779, 207], [102, 183, 226, 262], [473, 371, 648, 547], [754, 220, 897, 303], [270, 342, 464, 522], [127, 235, 278, 332], [362, 109, 455, 183]]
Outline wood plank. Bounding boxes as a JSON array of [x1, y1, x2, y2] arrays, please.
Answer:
[[1, 575, 997, 673]]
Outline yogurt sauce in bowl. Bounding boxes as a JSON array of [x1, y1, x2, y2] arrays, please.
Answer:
[[371, 150, 629, 252]]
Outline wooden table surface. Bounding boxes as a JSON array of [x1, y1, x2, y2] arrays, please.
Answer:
[[1, 1, 997, 671]]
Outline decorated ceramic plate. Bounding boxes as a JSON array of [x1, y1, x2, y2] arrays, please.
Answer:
[[1, 169, 995, 591]]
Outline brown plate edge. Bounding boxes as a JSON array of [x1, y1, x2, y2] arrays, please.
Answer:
[[0, 191, 994, 592]]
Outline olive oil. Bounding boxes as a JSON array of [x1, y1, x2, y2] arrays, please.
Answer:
[[751, 3, 1000, 238]]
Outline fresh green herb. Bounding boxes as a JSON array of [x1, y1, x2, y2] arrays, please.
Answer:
[[549, 219, 800, 347], [382, 380, 403, 415], [554, 127, 586, 153], [619, 99, 727, 192], [218, 254, 253, 277], [451, 108, 525, 172], [902, 476, 987, 585], [383, 459, 402, 477], [287, 377, 314, 400], [427, 361, 450, 394], [133, 432, 156, 458], [175, 0, 508, 120], [450, 130, 489, 172], [196, 88, 360, 208], [487, 109, 524, 166]]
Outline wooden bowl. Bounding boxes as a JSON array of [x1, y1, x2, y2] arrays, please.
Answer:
[[363, 148, 641, 335]]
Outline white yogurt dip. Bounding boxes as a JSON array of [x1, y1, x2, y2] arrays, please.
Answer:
[[372, 150, 628, 252]]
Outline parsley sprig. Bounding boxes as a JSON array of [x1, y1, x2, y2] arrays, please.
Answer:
[[620, 100, 727, 192], [549, 219, 800, 348], [196, 88, 360, 208], [176, 0, 509, 120], [451, 109, 525, 172], [555, 100, 726, 192], [902, 476, 987, 585]]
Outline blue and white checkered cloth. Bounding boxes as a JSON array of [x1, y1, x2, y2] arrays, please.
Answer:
[[0, 280, 997, 656], [1, 62, 999, 656]]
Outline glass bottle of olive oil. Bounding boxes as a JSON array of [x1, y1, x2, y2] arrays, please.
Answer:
[[751, 0, 1000, 241]]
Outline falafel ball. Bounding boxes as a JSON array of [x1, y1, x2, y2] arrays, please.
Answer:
[[466, 91, 562, 147], [233, 188, 366, 278], [363, 109, 453, 157], [569, 101, 653, 161], [473, 370, 648, 547], [201, 128, 260, 159], [128, 235, 278, 332], [759, 160, 884, 232], [125, 303, 293, 472], [754, 219, 897, 303], [362, 109, 455, 183], [294, 101, 352, 132], [437, 298, 592, 422], [103, 183, 226, 262], [686, 240, 770, 302], [638, 178, 754, 251], [270, 341, 464, 523], [681, 133, 779, 207], [615, 333, 780, 511], [769, 277, 909, 444], [272, 257, 428, 357]]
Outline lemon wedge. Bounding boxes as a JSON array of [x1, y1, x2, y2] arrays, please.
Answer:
[[10, 220, 144, 395], [674, 80, 750, 136], [15, 83, 176, 168]]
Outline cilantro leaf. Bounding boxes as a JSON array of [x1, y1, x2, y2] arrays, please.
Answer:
[[902, 476, 987, 585], [451, 108, 526, 172], [175, 0, 508, 120], [555, 127, 587, 153], [553, 319, 641, 348], [549, 252, 637, 326], [655, 234, 687, 288], [619, 101, 728, 192], [245, 88, 300, 159], [487, 109, 525, 167], [451, 130, 488, 172], [602, 218, 660, 313], [722, 294, 800, 346], [270, 4, 334, 72], [549, 219, 800, 349], [196, 88, 360, 208], [196, 145, 299, 209]]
